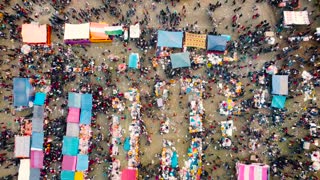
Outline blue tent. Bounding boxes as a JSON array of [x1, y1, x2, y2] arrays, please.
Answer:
[[128, 53, 139, 69], [157, 30, 183, 48], [207, 35, 228, 51], [272, 75, 288, 95], [62, 136, 79, 156], [61, 170, 75, 180], [124, 137, 130, 151], [271, 95, 286, 109], [76, 154, 89, 171], [32, 117, 43, 133], [68, 92, 81, 108], [171, 151, 178, 168], [81, 94, 92, 110], [34, 92, 46, 106], [33, 105, 44, 120], [80, 109, 92, 125], [30, 168, 41, 180], [13, 78, 33, 107], [31, 132, 44, 150], [170, 52, 191, 69]]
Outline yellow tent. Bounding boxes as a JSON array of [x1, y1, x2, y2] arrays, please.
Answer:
[[74, 172, 84, 180]]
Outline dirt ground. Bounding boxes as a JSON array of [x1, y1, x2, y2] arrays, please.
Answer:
[[0, 0, 319, 179]]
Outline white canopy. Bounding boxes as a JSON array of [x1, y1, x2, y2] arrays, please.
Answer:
[[64, 23, 90, 40], [18, 159, 30, 180], [130, 24, 140, 38], [15, 136, 30, 158], [283, 11, 310, 25]]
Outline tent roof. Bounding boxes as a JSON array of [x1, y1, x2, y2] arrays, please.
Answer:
[[184, 32, 207, 49], [157, 30, 183, 48], [283, 11, 310, 25], [68, 92, 82, 108], [121, 168, 137, 180], [129, 53, 139, 69], [64, 23, 90, 40], [271, 95, 286, 109], [80, 109, 92, 125], [31, 132, 44, 150], [272, 75, 288, 95], [170, 52, 191, 69], [34, 92, 46, 106], [31, 117, 43, 133], [130, 24, 140, 38], [61, 170, 75, 180], [90, 22, 109, 40], [66, 123, 80, 137], [30, 150, 44, 168], [62, 155, 77, 171], [207, 35, 228, 51], [237, 163, 270, 180], [67, 108, 80, 123], [75, 172, 84, 180], [33, 105, 44, 120], [62, 136, 79, 156], [76, 154, 89, 171], [18, 159, 30, 180], [13, 78, 32, 107], [81, 94, 92, 110], [15, 136, 30, 158], [30, 168, 41, 180], [22, 24, 47, 43]]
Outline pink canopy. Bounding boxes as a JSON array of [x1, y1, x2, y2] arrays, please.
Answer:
[[237, 163, 269, 180], [121, 168, 137, 180], [31, 150, 44, 168], [67, 108, 80, 123], [62, 155, 77, 171]]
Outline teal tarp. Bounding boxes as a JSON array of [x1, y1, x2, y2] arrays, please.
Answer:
[[68, 92, 81, 108], [128, 53, 139, 69], [157, 30, 183, 48], [81, 94, 92, 110], [80, 109, 92, 125], [124, 137, 130, 151], [171, 151, 178, 168], [34, 92, 46, 106], [61, 170, 75, 180], [76, 154, 89, 171], [271, 95, 286, 108], [170, 52, 191, 69], [62, 136, 79, 156]]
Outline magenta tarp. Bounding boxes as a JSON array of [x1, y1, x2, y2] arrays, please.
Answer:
[[62, 155, 77, 171], [237, 163, 269, 180], [121, 169, 137, 180], [67, 108, 80, 123], [30, 150, 44, 168]]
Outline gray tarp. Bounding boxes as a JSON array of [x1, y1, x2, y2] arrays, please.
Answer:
[[66, 123, 80, 137], [272, 75, 288, 95], [14, 136, 30, 157], [33, 105, 44, 120], [170, 52, 191, 69], [32, 118, 43, 133]]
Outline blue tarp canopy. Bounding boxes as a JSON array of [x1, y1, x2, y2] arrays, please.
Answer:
[[128, 53, 139, 69], [76, 154, 89, 171], [272, 75, 288, 95], [30, 168, 40, 180], [31, 132, 44, 150], [62, 136, 79, 156], [81, 94, 92, 110], [157, 30, 183, 48], [32, 117, 43, 133], [124, 137, 130, 151], [68, 92, 81, 108], [171, 151, 178, 168], [34, 92, 46, 106], [207, 35, 228, 51], [61, 170, 75, 180], [80, 109, 92, 125], [170, 52, 191, 69], [271, 95, 286, 108], [33, 105, 44, 120], [13, 78, 33, 107]]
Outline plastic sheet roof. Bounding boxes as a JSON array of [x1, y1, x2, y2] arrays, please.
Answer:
[[13, 78, 32, 107], [157, 30, 183, 48], [67, 108, 80, 123], [272, 75, 288, 95], [68, 92, 82, 108], [62, 136, 79, 156], [271, 95, 286, 109], [283, 11, 310, 25], [129, 53, 139, 69], [76, 154, 89, 171], [22, 23, 47, 43], [31, 132, 44, 150], [81, 94, 93, 110], [62, 155, 77, 171], [207, 35, 228, 51], [64, 23, 90, 40], [170, 52, 191, 69], [15, 136, 30, 158], [30, 150, 44, 168]]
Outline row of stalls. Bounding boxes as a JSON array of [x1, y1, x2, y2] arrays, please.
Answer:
[[61, 92, 92, 180], [21, 22, 141, 45], [15, 91, 46, 180], [180, 77, 205, 179]]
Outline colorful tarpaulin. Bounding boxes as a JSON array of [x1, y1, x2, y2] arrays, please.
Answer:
[[207, 35, 228, 51], [33, 92, 46, 106], [66, 123, 80, 137], [283, 11, 310, 25], [67, 108, 80, 123], [21, 23, 48, 44], [61, 170, 75, 180], [129, 24, 140, 38], [272, 75, 288, 95], [15, 136, 30, 158], [64, 23, 90, 40], [157, 30, 183, 48], [62, 155, 77, 171], [104, 26, 123, 35], [30, 150, 44, 168], [89, 22, 110, 40], [121, 168, 137, 180], [81, 94, 92, 110], [68, 92, 82, 108], [13, 78, 33, 107], [76, 154, 89, 171], [236, 163, 270, 180], [271, 95, 286, 109], [62, 136, 79, 156], [129, 53, 139, 69], [184, 32, 206, 49], [18, 159, 30, 180], [170, 52, 191, 69], [31, 132, 44, 150], [80, 110, 92, 125]]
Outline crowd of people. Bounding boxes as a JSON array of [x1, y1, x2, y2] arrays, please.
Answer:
[[0, 0, 319, 179]]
